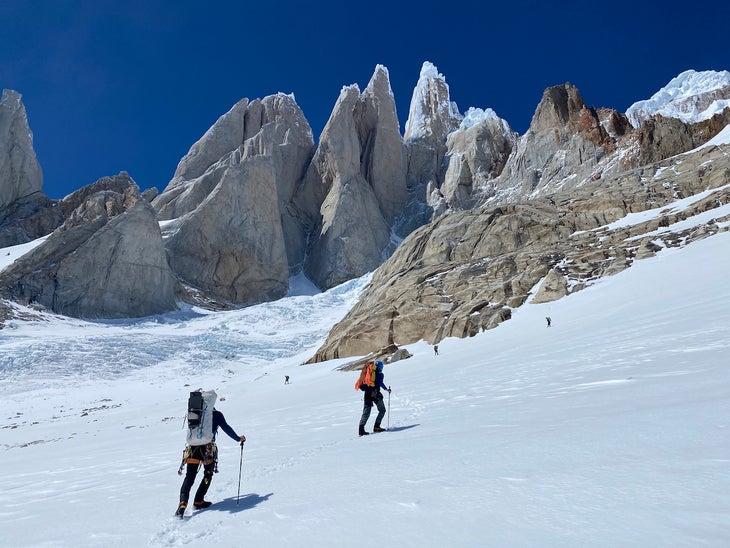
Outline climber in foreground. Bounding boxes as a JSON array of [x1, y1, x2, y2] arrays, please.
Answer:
[[355, 360, 391, 437], [176, 390, 246, 517]]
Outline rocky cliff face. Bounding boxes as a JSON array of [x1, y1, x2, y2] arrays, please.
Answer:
[[477, 83, 626, 205], [148, 66, 729, 313], [297, 65, 407, 289], [0, 192, 63, 248], [626, 109, 730, 168], [468, 80, 730, 209], [0, 90, 63, 246], [162, 155, 288, 305], [308, 141, 730, 362], [153, 66, 410, 300], [401, 63, 518, 224], [0, 94, 175, 319], [0, 173, 177, 318], [439, 109, 517, 211], [153, 93, 314, 305], [398, 62, 464, 234], [0, 90, 43, 210], [305, 70, 730, 361]]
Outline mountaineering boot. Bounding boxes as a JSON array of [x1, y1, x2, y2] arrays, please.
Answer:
[[194, 500, 212, 509], [373, 425, 386, 433], [175, 501, 187, 517], [359, 428, 369, 437]]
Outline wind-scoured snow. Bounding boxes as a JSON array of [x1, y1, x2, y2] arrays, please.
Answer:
[[1, 199, 729, 546], [626, 69, 730, 126]]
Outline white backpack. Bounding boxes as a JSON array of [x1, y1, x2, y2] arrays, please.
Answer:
[[186, 390, 217, 446]]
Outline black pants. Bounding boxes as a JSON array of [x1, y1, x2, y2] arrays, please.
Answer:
[[180, 462, 215, 504], [179, 444, 217, 504], [359, 391, 386, 432]]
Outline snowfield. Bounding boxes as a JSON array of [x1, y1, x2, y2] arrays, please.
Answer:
[[1, 231, 729, 545], [626, 69, 730, 126]]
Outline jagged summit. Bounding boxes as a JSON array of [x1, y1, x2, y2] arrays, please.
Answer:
[[529, 82, 587, 131], [298, 64, 406, 290], [626, 69, 730, 126], [370, 64, 392, 90], [460, 107, 500, 129], [403, 61, 462, 142]]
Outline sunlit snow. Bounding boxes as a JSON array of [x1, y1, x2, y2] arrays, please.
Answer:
[[626, 69, 730, 126]]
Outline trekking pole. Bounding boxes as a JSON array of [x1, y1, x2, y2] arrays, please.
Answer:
[[237, 442, 244, 505], [387, 387, 391, 430]]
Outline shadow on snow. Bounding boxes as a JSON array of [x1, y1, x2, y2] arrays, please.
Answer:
[[386, 424, 419, 433], [211, 493, 273, 513]]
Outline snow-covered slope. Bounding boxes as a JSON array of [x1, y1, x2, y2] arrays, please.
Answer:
[[626, 69, 730, 126], [1, 205, 729, 546]]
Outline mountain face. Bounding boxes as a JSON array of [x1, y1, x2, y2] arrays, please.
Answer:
[[0, 90, 42, 210], [0, 173, 177, 318], [438, 108, 517, 211], [476, 83, 625, 206], [0, 90, 63, 247], [0, 95, 178, 319], [307, 71, 730, 361], [309, 141, 730, 362], [152, 93, 314, 306], [1, 67, 729, 324], [296, 65, 407, 289], [152, 66, 409, 300], [399, 62, 465, 235], [401, 62, 517, 228]]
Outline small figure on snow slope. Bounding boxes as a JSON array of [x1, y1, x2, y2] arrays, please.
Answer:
[[176, 390, 246, 517], [355, 361, 391, 437]]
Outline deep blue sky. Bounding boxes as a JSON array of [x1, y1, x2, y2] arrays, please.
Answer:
[[2, 1, 728, 200]]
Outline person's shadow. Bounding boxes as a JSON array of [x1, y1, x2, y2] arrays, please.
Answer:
[[210, 493, 273, 514], [386, 424, 419, 433]]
